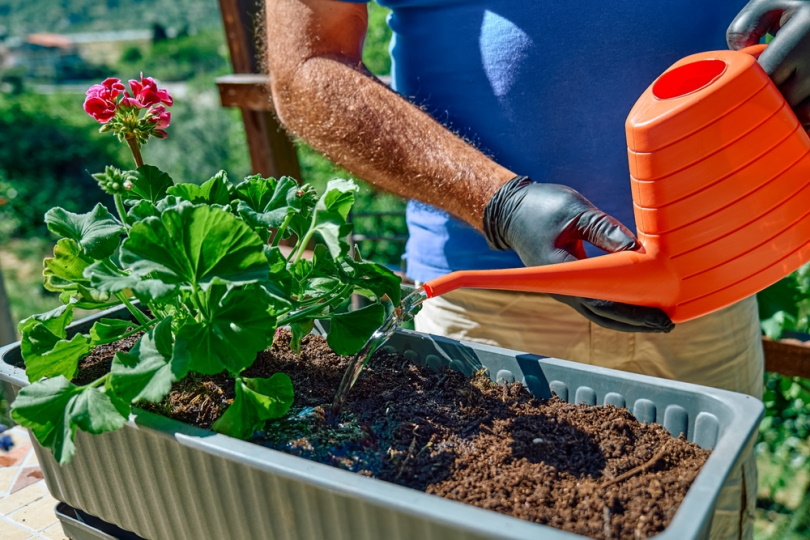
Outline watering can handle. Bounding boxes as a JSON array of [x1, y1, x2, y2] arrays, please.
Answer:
[[739, 43, 767, 59]]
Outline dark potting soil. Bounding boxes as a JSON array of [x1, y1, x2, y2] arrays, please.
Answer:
[[75, 330, 709, 539]]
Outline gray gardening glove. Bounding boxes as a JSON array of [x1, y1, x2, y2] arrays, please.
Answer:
[[483, 176, 674, 333], [728, 0, 810, 125]]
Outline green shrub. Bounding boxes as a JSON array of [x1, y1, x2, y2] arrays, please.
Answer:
[[0, 92, 128, 240]]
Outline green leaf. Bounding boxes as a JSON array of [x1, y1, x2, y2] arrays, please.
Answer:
[[11, 377, 81, 464], [43, 240, 113, 307], [174, 282, 281, 375], [121, 203, 268, 288], [19, 304, 91, 381], [289, 319, 314, 354], [62, 293, 115, 310], [326, 303, 385, 356], [233, 174, 277, 209], [45, 204, 124, 260], [289, 247, 341, 300], [11, 377, 130, 464], [84, 261, 178, 302], [309, 179, 358, 257], [234, 175, 299, 230], [127, 165, 174, 204], [165, 184, 204, 203], [212, 374, 294, 439], [89, 318, 135, 345], [319, 179, 357, 219], [69, 388, 129, 434], [43, 239, 93, 293], [167, 171, 231, 205], [126, 200, 161, 223], [18, 303, 73, 343], [284, 184, 319, 238], [265, 246, 287, 275], [340, 254, 402, 305], [24, 333, 92, 382], [110, 318, 187, 403]]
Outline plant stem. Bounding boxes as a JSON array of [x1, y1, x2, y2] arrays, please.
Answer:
[[85, 373, 111, 390], [295, 283, 346, 308], [292, 218, 316, 264], [270, 214, 294, 248], [188, 284, 208, 321], [125, 136, 144, 168], [115, 292, 151, 327], [280, 283, 353, 326], [114, 193, 129, 228], [292, 233, 313, 264]]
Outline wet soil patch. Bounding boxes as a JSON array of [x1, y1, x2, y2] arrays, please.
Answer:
[[82, 330, 709, 539]]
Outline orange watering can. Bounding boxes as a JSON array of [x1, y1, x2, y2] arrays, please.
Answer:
[[422, 44, 810, 324]]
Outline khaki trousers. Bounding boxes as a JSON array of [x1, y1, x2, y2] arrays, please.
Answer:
[[415, 289, 763, 540]]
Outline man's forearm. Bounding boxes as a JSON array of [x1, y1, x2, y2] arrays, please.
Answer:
[[266, 1, 515, 229]]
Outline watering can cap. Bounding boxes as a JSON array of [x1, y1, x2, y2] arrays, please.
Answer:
[[626, 48, 769, 153]]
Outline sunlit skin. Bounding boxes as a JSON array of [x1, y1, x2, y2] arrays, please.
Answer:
[[264, 0, 516, 231]]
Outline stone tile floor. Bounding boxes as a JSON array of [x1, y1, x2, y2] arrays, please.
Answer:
[[0, 427, 68, 540]]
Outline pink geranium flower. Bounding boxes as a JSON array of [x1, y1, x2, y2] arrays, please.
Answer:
[[83, 77, 125, 123], [86, 78, 125, 100], [146, 105, 171, 129], [83, 96, 117, 123], [145, 104, 171, 138], [83, 73, 173, 145], [128, 74, 173, 108]]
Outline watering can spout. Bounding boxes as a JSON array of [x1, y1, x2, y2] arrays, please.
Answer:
[[423, 248, 674, 310], [422, 44, 810, 324]]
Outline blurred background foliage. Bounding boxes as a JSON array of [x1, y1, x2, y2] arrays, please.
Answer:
[[0, 0, 404, 326], [0, 1, 807, 537]]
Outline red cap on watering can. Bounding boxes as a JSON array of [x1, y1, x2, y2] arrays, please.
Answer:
[[422, 44, 810, 323]]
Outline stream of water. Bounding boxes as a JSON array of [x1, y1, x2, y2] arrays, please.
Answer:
[[330, 287, 428, 419]]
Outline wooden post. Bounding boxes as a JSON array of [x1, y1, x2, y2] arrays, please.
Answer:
[[217, 0, 301, 179]]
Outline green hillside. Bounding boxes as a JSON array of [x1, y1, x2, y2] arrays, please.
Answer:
[[0, 0, 222, 37]]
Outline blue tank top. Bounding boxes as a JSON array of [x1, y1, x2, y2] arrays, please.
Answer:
[[340, 1, 743, 281]]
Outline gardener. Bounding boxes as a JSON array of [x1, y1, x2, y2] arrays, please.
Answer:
[[263, 1, 810, 537]]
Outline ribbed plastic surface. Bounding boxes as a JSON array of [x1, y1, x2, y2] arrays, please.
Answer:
[[0, 310, 763, 540], [627, 48, 810, 322]]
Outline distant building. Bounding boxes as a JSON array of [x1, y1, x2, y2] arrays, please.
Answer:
[[3, 29, 152, 81], [67, 29, 152, 66], [5, 34, 79, 80]]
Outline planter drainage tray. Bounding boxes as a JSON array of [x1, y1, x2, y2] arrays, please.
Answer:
[[0, 307, 763, 540], [55, 503, 144, 540]]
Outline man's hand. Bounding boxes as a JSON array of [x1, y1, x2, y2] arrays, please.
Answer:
[[728, 0, 810, 125], [483, 177, 675, 333]]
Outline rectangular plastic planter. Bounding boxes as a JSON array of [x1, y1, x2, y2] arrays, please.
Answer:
[[0, 307, 763, 540]]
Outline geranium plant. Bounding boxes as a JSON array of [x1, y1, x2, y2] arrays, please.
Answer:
[[10, 76, 401, 464]]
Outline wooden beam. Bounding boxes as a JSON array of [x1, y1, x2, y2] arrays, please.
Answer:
[[216, 74, 274, 111], [763, 336, 810, 378]]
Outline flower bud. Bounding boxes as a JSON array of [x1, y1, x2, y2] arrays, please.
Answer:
[[91, 166, 137, 195]]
